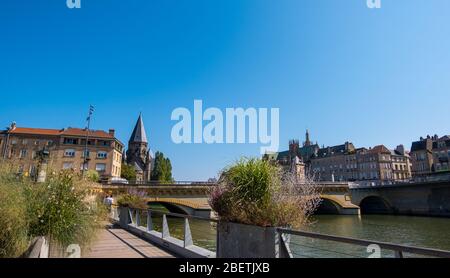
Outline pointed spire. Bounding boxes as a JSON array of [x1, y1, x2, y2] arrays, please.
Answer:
[[304, 129, 311, 146], [129, 113, 148, 143]]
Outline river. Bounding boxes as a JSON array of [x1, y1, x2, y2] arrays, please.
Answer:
[[146, 207, 450, 258]]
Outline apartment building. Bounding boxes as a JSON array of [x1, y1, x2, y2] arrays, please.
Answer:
[[410, 135, 450, 176], [0, 122, 124, 180], [308, 143, 411, 184]]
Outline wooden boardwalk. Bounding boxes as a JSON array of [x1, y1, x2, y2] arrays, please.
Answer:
[[83, 225, 175, 258]]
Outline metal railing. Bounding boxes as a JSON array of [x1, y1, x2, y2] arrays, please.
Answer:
[[277, 228, 450, 258], [110, 206, 450, 258], [110, 206, 217, 258], [107, 180, 216, 186]]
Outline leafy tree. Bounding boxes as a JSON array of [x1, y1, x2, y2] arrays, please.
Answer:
[[121, 164, 136, 181], [151, 151, 173, 183]]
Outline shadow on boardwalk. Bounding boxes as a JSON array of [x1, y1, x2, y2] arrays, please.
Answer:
[[83, 224, 175, 258]]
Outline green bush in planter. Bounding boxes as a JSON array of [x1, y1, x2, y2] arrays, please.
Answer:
[[209, 158, 320, 229]]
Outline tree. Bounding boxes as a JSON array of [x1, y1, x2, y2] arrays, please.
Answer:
[[85, 169, 100, 183], [121, 164, 136, 181], [151, 151, 173, 183]]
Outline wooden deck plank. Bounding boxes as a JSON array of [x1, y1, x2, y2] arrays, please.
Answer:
[[83, 226, 174, 258]]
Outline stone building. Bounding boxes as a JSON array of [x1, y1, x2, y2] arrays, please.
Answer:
[[125, 114, 152, 183], [433, 135, 450, 172], [410, 135, 450, 176], [310, 142, 357, 182], [390, 145, 412, 181], [0, 122, 124, 180]]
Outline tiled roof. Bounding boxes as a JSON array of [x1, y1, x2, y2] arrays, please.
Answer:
[[9, 127, 61, 136], [61, 128, 114, 139], [317, 144, 347, 157], [367, 145, 391, 154], [8, 127, 115, 139]]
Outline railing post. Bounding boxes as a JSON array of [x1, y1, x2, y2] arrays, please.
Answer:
[[395, 250, 404, 258], [183, 218, 193, 247], [128, 208, 134, 225], [278, 232, 293, 258], [135, 209, 140, 227], [147, 210, 153, 232], [162, 214, 170, 239]]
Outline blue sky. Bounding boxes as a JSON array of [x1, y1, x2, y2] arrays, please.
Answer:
[[1, 0, 450, 180]]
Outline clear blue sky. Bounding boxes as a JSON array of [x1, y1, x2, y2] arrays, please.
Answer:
[[1, 0, 449, 180]]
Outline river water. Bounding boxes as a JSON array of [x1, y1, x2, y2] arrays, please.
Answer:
[[146, 208, 450, 258]]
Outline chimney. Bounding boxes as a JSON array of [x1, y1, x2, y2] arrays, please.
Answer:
[[396, 144, 405, 155], [109, 129, 115, 137]]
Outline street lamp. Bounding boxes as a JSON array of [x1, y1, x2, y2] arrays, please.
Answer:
[[36, 146, 50, 183]]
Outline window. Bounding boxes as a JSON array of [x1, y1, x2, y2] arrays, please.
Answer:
[[22, 139, 28, 145], [64, 149, 76, 157], [98, 140, 110, 147], [82, 150, 90, 158], [95, 163, 106, 172], [63, 138, 79, 145], [97, 152, 108, 159], [63, 162, 74, 169], [19, 149, 27, 158]]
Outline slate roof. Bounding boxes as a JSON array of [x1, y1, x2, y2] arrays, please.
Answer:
[[129, 114, 148, 143]]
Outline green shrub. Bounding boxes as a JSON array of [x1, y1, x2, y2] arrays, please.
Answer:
[[0, 160, 107, 257], [0, 163, 30, 258], [209, 158, 320, 229], [116, 190, 148, 209], [24, 170, 106, 248]]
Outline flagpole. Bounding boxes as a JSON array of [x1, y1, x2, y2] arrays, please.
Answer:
[[83, 105, 94, 177]]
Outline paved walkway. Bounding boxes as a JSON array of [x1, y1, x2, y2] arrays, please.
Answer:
[[83, 225, 175, 258]]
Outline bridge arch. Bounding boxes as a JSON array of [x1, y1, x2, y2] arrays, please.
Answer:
[[359, 196, 393, 214], [315, 197, 342, 214], [147, 201, 192, 215]]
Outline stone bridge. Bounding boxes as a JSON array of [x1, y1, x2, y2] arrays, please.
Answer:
[[350, 180, 450, 217], [93, 181, 360, 216]]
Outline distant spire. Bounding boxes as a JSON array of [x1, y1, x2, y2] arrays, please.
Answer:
[[129, 113, 148, 143], [304, 129, 311, 146]]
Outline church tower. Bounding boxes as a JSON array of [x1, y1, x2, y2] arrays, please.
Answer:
[[303, 129, 311, 147], [126, 114, 152, 182]]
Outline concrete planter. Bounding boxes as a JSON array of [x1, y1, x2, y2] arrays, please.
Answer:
[[217, 221, 290, 258], [118, 206, 132, 228]]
